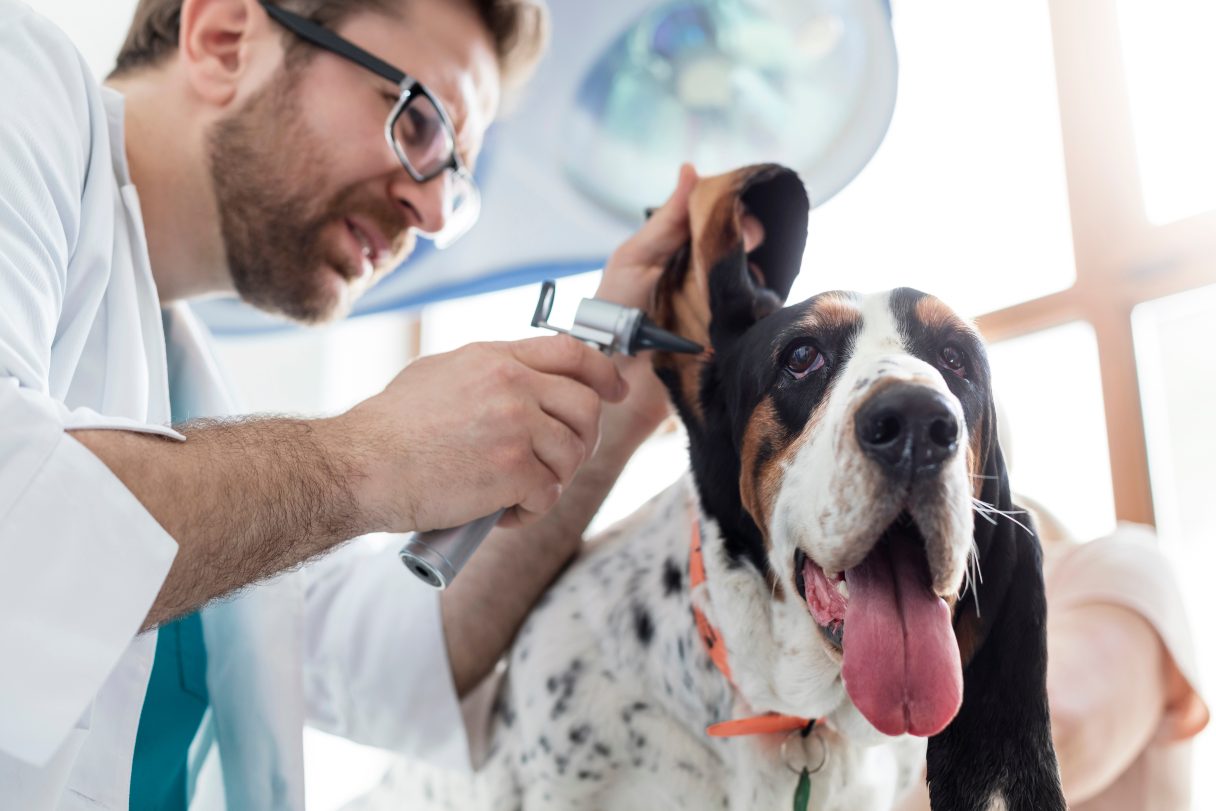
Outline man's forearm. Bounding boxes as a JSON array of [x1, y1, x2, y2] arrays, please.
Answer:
[[439, 409, 650, 696], [73, 416, 366, 629]]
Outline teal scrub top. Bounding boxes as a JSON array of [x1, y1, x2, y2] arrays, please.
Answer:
[[129, 612, 208, 811]]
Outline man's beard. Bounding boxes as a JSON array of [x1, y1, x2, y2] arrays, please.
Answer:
[[207, 70, 414, 324]]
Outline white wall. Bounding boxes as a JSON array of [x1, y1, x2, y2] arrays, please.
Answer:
[[31, 0, 139, 78]]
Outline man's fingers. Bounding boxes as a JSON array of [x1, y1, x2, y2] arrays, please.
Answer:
[[534, 372, 603, 456], [478, 338, 617, 527], [498, 491, 559, 529], [620, 163, 698, 266], [534, 413, 588, 488], [657, 161, 698, 224], [513, 478, 564, 521], [507, 335, 627, 404], [498, 501, 550, 530]]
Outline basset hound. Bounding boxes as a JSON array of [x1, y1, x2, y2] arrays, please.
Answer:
[[353, 164, 1066, 811]]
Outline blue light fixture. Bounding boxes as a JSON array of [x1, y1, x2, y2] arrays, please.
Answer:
[[566, 0, 897, 218]]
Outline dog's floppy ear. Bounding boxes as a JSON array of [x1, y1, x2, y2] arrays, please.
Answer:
[[650, 164, 809, 428], [926, 402, 1066, 810]]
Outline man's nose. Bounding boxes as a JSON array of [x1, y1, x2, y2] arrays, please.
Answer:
[[390, 171, 449, 237], [854, 384, 960, 475]]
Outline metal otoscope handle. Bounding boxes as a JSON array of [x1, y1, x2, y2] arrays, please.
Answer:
[[399, 509, 505, 590], [399, 280, 702, 589]]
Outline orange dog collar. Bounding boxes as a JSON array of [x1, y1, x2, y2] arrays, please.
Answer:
[[689, 513, 816, 738]]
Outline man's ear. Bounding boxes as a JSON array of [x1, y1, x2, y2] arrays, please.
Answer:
[[650, 164, 809, 428], [178, 0, 274, 107], [925, 408, 1066, 811]]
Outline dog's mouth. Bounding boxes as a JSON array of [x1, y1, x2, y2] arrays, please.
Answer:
[[793, 513, 964, 737]]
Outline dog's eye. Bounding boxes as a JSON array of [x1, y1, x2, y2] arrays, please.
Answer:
[[939, 344, 967, 378], [784, 343, 825, 379]]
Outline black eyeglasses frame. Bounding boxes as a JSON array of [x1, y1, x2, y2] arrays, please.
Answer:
[[258, 0, 472, 187]]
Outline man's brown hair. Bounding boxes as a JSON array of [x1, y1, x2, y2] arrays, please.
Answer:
[[111, 0, 549, 98]]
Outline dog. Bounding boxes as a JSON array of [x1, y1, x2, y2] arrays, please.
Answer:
[[351, 164, 1066, 811]]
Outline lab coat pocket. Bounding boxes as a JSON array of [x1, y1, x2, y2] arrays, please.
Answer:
[[5, 707, 100, 808]]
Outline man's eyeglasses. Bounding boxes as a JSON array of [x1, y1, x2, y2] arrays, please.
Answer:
[[259, 1, 480, 248]]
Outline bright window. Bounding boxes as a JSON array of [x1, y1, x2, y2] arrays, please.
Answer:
[[1134, 284, 1216, 811], [1116, 0, 1216, 225], [986, 322, 1116, 542]]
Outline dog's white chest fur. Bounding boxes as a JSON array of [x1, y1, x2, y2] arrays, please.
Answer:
[[351, 477, 921, 811]]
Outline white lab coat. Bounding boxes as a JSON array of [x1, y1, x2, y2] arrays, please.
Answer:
[[0, 3, 471, 808]]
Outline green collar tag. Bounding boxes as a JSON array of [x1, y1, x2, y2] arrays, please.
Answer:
[[792, 767, 811, 811]]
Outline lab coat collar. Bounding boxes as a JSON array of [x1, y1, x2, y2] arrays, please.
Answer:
[[100, 85, 131, 186]]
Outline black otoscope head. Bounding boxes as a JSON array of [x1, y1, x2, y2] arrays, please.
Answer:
[[631, 316, 703, 355]]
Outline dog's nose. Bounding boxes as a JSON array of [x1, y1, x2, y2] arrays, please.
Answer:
[[855, 385, 960, 474]]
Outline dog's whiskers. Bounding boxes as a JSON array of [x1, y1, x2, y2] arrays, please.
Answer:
[[971, 498, 1032, 535], [974, 509, 999, 526], [961, 539, 983, 616]]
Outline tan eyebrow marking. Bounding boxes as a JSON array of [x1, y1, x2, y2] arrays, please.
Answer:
[[774, 292, 861, 363], [803, 292, 862, 331], [915, 294, 979, 340]]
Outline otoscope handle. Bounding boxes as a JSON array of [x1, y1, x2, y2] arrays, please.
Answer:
[[399, 508, 506, 590]]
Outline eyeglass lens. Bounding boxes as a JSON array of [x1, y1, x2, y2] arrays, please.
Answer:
[[389, 93, 480, 247], [393, 93, 456, 180]]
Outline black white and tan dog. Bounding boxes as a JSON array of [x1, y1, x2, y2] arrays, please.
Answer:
[[355, 165, 1067, 811]]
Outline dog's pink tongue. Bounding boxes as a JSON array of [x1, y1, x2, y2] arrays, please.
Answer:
[[841, 537, 962, 737]]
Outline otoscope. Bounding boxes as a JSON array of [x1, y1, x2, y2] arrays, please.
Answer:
[[399, 279, 702, 589]]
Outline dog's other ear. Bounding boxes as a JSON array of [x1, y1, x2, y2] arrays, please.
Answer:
[[925, 404, 1066, 811], [651, 164, 809, 428]]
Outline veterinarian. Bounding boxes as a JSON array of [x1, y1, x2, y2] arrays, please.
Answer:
[[0, 0, 694, 807]]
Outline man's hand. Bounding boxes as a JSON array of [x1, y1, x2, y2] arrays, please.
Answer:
[[340, 335, 627, 533], [597, 162, 698, 311], [595, 163, 699, 444]]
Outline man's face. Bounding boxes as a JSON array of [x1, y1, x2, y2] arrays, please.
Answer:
[[208, 0, 501, 323]]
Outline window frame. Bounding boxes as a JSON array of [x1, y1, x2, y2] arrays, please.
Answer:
[[976, 0, 1216, 526]]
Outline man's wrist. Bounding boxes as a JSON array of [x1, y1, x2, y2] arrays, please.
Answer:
[[596, 411, 652, 467], [316, 411, 398, 535]]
